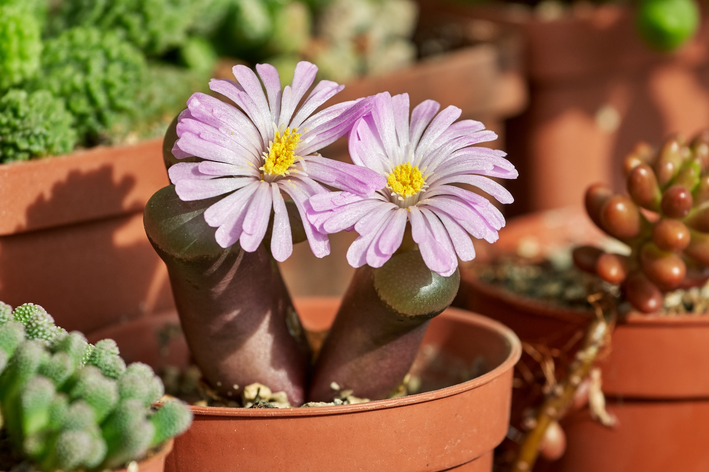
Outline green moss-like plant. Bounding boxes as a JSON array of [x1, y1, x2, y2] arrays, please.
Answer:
[[0, 5, 42, 91], [0, 88, 76, 163], [34, 26, 146, 145], [53, 0, 194, 56]]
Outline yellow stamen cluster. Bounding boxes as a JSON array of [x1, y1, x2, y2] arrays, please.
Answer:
[[262, 128, 300, 177], [387, 163, 426, 198]]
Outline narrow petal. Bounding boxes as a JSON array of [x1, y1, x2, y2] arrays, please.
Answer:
[[239, 182, 274, 252], [204, 181, 260, 227], [279, 61, 318, 128], [322, 200, 386, 234], [419, 208, 457, 277], [434, 210, 476, 262], [376, 208, 407, 255], [289, 81, 344, 130], [409, 100, 441, 150], [168, 162, 211, 184], [303, 156, 386, 195], [415, 105, 462, 159], [391, 93, 411, 152], [270, 184, 293, 262], [198, 160, 260, 179], [431, 175, 514, 204], [256, 63, 282, 123], [282, 182, 331, 258], [348, 115, 389, 175], [174, 177, 251, 201], [371, 92, 402, 164], [233, 64, 270, 124]]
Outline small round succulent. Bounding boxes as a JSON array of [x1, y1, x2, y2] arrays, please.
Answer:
[[574, 130, 709, 313]]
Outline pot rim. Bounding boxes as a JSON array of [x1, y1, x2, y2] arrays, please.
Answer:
[[187, 304, 521, 418], [463, 248, 709, 328]]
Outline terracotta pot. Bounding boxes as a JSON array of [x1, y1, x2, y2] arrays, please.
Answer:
[[456, 207, 709, 472], [427, 1, 709, 217], [0, 139, 174, 333], [87, 297, 521, 472]]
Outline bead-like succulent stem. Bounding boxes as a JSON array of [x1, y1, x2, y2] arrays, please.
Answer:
[[308, 249, 459, 402], [144, 186, 311, 405], [511, 291, 617, 472]]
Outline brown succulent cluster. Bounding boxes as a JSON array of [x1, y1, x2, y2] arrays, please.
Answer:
[[574, 130, 709, 313]]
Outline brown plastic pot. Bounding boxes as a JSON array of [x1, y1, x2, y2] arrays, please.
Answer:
[[87, 297, 521, 472], [456, 207, 709, 471], [427, 1, 709, 217], [0, 139, 174, 333]]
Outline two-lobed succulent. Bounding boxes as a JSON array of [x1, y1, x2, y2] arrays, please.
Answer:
[[0, 301, 192, 472], [574, 131, 709, 312]]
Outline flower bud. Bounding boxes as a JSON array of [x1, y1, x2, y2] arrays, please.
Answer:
[[693, 175, 709, 206], [601, 195, 641, 240], [674, 160, 701, 192], [627, 164, 661, 211]]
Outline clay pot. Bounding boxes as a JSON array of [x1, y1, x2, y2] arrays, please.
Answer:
[[87, 297, 522, 472], [456, 207, 709, 472], [426, 1, 709, 217], [0, 139, 174, 333]]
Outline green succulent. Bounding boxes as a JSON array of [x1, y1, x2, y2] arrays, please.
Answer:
[[0, 301, 193, 472]]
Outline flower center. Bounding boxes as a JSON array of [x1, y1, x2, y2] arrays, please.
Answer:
[[263, 128, 300, 177], [387, 163, 426, 198]]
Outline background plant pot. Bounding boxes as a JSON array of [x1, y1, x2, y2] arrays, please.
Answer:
[[0, 139, 175, 333], [87, 297, 522, 472], [426, 1, 709, 217], [455, 207, 709, 471]]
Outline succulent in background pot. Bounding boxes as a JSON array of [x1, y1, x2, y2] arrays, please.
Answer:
[[458, 131, 709, 472], [0, 302, 192, 472]]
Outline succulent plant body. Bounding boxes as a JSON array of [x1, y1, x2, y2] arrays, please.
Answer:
[[0, 301, 192, 472], [574, 131, 709, 312]]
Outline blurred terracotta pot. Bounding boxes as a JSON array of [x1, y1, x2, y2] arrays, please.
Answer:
[[88, 297, 521, 472], [0, 139, 174, 333], [426, 1, 709, 217], [456, 207, 709, 472]]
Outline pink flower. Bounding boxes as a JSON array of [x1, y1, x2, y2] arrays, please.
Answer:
[[308, 92, 518, 276], [168, 61, 385, 261]]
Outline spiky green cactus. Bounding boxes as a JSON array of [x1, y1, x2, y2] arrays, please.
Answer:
[[0, 301, 193, 471]]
